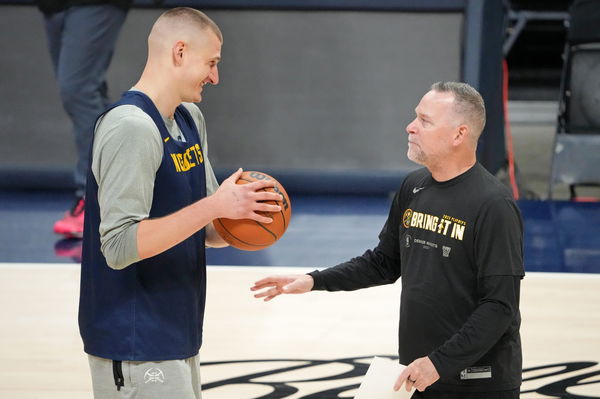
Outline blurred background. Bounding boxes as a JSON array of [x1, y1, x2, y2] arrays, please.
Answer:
[[1, 0, 598, 199], [0, 0, 599, 267]]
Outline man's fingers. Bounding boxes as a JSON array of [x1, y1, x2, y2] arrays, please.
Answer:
[[393, 377, 405, 391], [398, 377, 415, 393], [250, 282, 274, 291], [251, 281, 282, 291], [251, 275, 309, 300], [252, 276, 291, 289], [252, 276, 279, 287], [252, 287, 273, 298], [250, 283, 268, 291], [253, 290, 269, 298], [225, 168, 243, 183], [253, 287, 281, 300], [246, 179, 276, 191], [249, 213, 274, 224], [255, 203, 282, 213], [252, 191, 283, 202], [393, 369, 410, 391]]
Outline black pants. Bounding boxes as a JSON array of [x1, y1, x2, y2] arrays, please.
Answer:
[[412, 388, 519, 399]]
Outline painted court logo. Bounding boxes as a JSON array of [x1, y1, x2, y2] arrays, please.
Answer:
[[144, 368, 165, 384], [200, 357, 600, 398]]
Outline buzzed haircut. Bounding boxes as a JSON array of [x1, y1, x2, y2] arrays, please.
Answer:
[[431, 81, 486, 140], [159, 7, 223, 42]]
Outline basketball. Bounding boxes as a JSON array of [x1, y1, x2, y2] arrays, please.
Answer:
[[213, 171, 292, 251]]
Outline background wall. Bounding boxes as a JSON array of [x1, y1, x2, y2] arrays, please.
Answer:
[[0, 3, 465, 193]]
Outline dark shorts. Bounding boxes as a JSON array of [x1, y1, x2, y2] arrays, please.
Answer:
[[412, 388, 519, 399]]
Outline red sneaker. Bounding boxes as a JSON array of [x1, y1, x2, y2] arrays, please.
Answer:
[[53, 197, 85, 238], [54, 238, 83, 263]]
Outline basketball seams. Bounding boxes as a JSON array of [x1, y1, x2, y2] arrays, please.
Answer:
[[238, 176, 288, 227], [256, 187, 287, 227], [255, 186, 288, 229], [215, 218, 274, 248], [278, 193, 288, 228], [251, 220, 278, 240], [214, 171, 291, 251]]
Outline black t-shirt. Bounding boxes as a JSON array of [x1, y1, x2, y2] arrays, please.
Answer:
[[310, 163, 524, 392]]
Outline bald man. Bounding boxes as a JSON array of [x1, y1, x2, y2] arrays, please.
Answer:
[[78, 8, 281, 399], [252, 82, 524, 399]]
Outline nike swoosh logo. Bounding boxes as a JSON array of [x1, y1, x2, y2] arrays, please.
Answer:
[[412, 187, 425, 194]]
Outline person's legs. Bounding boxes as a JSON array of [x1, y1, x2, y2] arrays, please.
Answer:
[[88, 354, 203, 399], [43, 10, 66, 74], [88, 355, 137, 399], [57, 4, 127, 197], [50, 4, 127, 236], [189, 354, 203, 399]]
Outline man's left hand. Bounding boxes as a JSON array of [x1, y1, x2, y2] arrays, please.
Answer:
[[393, 356, 440, 392]]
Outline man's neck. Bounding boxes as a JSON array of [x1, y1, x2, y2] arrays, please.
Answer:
[[429, 157, 476, 182], [134, 74, 180, 119]]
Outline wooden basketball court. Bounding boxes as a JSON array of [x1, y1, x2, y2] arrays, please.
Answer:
[[1, 264, 598, 398]]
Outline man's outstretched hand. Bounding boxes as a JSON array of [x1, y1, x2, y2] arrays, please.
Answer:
[[251, 274, 314, 301]]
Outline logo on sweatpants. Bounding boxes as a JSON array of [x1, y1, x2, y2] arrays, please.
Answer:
[[144, 368, 165, 384]]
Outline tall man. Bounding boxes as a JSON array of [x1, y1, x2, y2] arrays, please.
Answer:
[[79, 8, 282, 398], [252, 82, 524, 399]]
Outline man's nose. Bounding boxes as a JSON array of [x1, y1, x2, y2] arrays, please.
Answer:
[[406, 119, 417, 135], [209, 66, 219, 85]]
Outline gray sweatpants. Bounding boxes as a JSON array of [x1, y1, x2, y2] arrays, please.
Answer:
[[88, 354, 202, 399]]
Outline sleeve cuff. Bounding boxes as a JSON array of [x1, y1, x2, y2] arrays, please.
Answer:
[[428, 351, 449, 379], [307, 270, 326, 290]]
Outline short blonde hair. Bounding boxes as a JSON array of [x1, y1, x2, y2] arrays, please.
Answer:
[[158, 7, 223, 42], [431, 81, 486, 140]]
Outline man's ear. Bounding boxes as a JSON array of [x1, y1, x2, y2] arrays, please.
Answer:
[[172, 40, 185, 66], [453, 124, 469, 146]]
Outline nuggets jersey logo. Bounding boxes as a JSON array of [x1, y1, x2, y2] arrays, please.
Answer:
[[170, 143, 204, 172], [402, 209, 413, 228]]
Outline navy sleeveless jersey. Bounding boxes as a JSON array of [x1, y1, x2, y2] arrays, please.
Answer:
[[79, 91, 208, 361]]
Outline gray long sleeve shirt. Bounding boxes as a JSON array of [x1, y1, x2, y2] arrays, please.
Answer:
[[91, 96, 218, 269]]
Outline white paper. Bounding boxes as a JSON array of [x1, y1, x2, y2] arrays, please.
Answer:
[[354, 356, 414, 399]]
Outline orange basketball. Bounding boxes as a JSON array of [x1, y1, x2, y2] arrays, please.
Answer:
[[213, 171, 292, 251]]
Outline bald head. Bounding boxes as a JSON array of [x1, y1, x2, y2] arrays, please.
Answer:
[[148, 7, 222, 59]]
